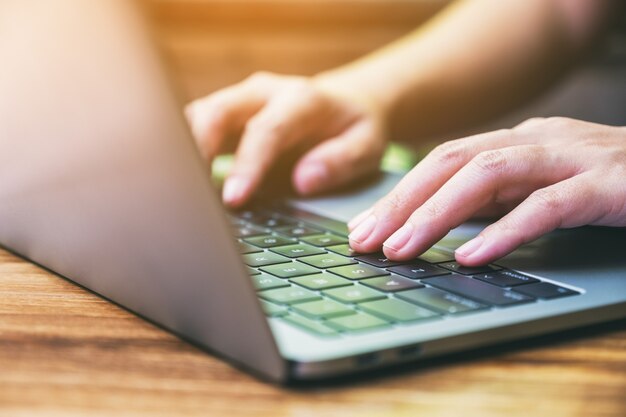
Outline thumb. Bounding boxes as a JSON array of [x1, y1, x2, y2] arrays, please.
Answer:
[[292, 120, 385, 196]]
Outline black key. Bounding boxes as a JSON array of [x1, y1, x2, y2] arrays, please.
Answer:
[[355, 253, 406, 268], [422, 275, 535, 306], [275, 224, 323, 238], [244, 235, 294, 248], [326, 244, 360, 257], [301, 234, 348, 247], [513, 282, 579, 299], [418, 248, 455, 263], [397, 287, 487, 314], [387, 262, 450, 279], [438, 262, 501, 275], [238, 241, 263, 254], [473, 270, 539, 287], [360, 275, 424, 292], [233, 225, 266, 238]]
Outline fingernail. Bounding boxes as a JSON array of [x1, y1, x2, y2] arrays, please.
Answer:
[[348, 208, 373, 231], [455, 235, 485, 257], [295, 163, 328, 195], [348, 215, 377, 244], [383, 223, 414, 252], [222, 176, 250, 206]]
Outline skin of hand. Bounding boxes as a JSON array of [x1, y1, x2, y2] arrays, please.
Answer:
[[347, 118, 626, 266], [185, 72, 388, 207]]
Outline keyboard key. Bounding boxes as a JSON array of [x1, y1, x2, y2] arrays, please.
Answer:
[[260, 262, 319, 278], [513, 282, 579, 299], [355, 253, 406, 268], [327, 244, 359, 257], [270, 243, 326, 258], [252, 215, 297, 229], [328, 264, 390, 280], [259, 286, 322, 305], [387, 262, 450, 279], [242, 252, 291, 267], [251, 273, 291, 291], [292, 299, 355, 319], [360, 275, 424, 292], [246, 266, 261, 275], [260, 300, 288, 317], [324, 285, 387, 304], [281, 314, 337, 336], [473, 270, 539, 287], [301, 234, 348, 247], [359, 298, 438, 322], [298, 253, 357, 269], [418, 248, 455, 263], [326, 312, 390, 332], [244, 235, 294, 248], [233, 225, 266, 238], [397, 287, 487, 314], [238, 241, 263, 254], [290, 274, 352, 290], [423, 275, 535, 306], [438, 262, 501, 275], [275, 224, 322, 238]]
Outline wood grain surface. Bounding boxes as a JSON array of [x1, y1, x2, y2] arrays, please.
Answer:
[[1, 1, 625, 416]]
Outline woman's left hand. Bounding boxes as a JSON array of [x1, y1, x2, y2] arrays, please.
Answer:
[[347, 117, 626, 266]]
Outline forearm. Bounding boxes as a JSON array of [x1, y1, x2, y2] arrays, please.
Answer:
[[315, 0, 612, 143]]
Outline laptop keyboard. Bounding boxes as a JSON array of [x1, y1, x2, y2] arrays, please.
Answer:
[[230, 207, 581, 337]]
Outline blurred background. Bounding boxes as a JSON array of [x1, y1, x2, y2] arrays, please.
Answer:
[[145, 0, 626, 171]]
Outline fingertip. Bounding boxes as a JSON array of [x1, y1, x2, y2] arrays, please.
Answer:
[[222, 176, 253, 208], [292, 162, 329, 195]]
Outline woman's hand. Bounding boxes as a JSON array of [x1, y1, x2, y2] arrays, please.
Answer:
[[186, 72, 388, 207], [348, 117, 626, 266]]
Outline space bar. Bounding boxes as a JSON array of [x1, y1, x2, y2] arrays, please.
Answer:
[[422, 275, 534, 306]]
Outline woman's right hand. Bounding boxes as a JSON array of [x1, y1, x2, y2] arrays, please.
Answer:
[[185, 72, 389, 208]]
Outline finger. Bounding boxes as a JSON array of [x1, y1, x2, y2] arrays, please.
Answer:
[[348, 128, 531, 252], [348, 207, 374, 231], [222, 89, 325, 207], [380, 145, 577, 260], [292, 119, 385, 196], [454, 172, 605, 266], [185, 75, 276, 161]]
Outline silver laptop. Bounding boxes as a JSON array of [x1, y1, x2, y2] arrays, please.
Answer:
[[1, 0, 624, 382]]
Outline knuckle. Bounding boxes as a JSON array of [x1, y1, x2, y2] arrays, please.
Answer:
[[471, 149, 509, 176], [515, 117, 545, 129], [245, 71, 274, 85], [375, 192, 410, 216], [527, 188, 563, 212], [430, 139, 468, 165], [419, 199, 446, 220], [245, 116, 286, 143]]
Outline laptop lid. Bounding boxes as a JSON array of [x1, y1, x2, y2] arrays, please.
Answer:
[[0, 0, 286, 381]]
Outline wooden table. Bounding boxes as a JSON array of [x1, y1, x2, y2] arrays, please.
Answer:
[[1, 246, 625, 416]]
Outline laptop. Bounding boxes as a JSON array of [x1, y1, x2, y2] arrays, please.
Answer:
[[1, 0, 624, 383]]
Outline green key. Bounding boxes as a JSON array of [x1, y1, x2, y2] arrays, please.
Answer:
[[360, 275, 424, 292], [324, 285, 386, 304], [246, 266, 261, 275], [242, 252, 290, 267], [292, 299, 355, 319], [251, 273, 290, 291], [396, 287, 486, 314], [244, 234, 294, 248], [298, 253, 356, 269], [238, 241, 263, 254], [326, 244, 359, 257], [326, 312, 389, 332], [290, 273, 352, 290], [418, 248, 455, 263], [260, 300, 288, 317], [270, 243, 326, 258], [259, 286, 321, 305], [301, 234, 348, 247], [328, 264, 389, 280], [359, 298, 438, 322], [281, 314, 337, 336], [260, 262, 319, 278]]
